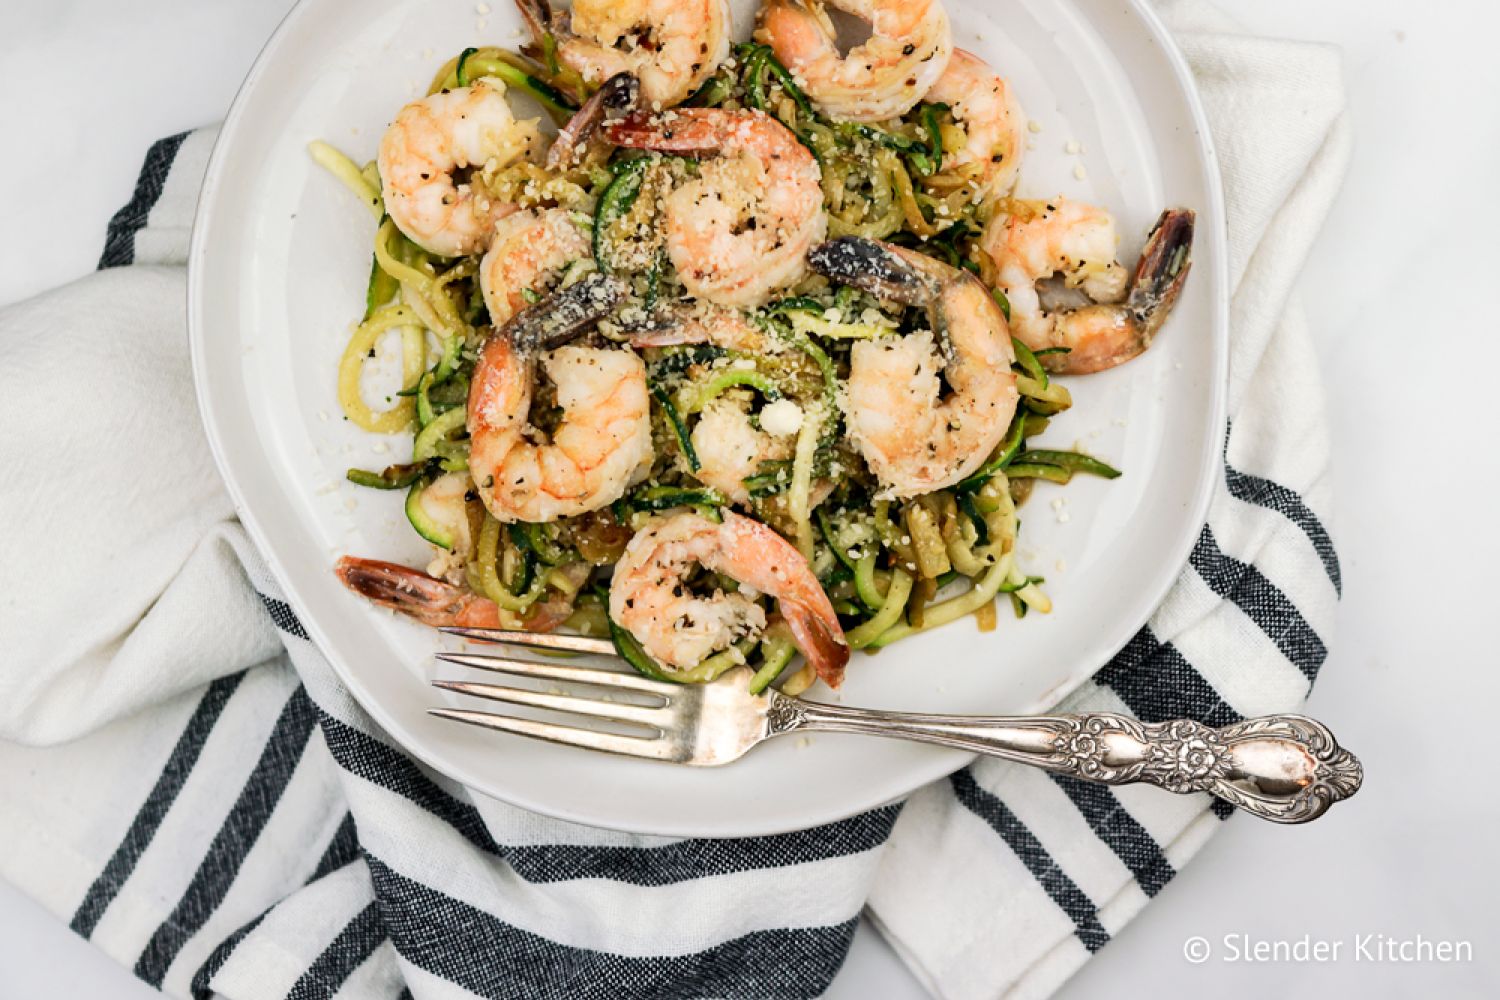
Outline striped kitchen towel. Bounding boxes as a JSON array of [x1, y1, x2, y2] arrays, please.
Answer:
[[0, 2, 1348, 997]]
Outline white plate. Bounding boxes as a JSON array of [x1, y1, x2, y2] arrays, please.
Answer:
[[191, 0, 1227, 837]]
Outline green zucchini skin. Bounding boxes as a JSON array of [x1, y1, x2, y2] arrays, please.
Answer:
[[606, 614, 685, 684], [592, 157, 652, 272], [405, 477, 457, 550]]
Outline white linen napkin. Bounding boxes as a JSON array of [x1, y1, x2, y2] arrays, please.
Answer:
[[0, 2, 1348, 997]]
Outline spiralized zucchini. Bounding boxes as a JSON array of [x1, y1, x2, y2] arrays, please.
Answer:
[[314, 39, 1127, 697], [307, 141, 383, 218], [337, 305, 426, 433]]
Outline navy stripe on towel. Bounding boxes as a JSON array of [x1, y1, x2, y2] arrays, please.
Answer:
[[310, 812, 361, 883], [1093, 624, 1240, 729], [319, 712, 901, 886], [1190, 528, 1326, 682], [98, 131, 189, 269], [259, 592, 311, 641], [367, 856, 857, 1000], [950, 770, 1110, 952], [287, 901, 386, 1000], [1225, 462, 1341, 594], [135, 686, 320, 987], [71, 673, 246, 938], [1049, 776, 1174, 897], [190, 813, 363, 999], [190, 912, 267, 1000]]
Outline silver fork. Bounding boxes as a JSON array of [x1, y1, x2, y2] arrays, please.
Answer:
[[430, 627, 1363, 824]]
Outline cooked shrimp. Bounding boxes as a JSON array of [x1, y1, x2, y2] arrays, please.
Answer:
[[690, 394, 807, 505], [469, 322, 652, 522], [377, 79, 541, 256], [630, 306, 818, 506], [982, 199, 1196, 374], [545, 72, 640, 172], [626, 303, 769, 351], [757, 0, 953, 122], [808, 236, 1018, 498], [334, 557, 574, 631], [924, 49, 1026, 198], [606, 109, 826, 308], [609, 510, 851, 686], [480, 208, 592, 326], [517, 0, 730, 110]]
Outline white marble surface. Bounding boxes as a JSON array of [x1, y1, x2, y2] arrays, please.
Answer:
[[3, 0, 1497, 996]]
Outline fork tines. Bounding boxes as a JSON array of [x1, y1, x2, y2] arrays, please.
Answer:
[[429, 706, 684, 760], [433, 651, 676, 695], [438, 626, 616, 655], [428, 648, 689, 762]]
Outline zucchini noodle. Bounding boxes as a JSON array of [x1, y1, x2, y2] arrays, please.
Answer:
[[322, 39, 1136, 700], [473, 516, 548, 612], [666, 638, 758, 684], [373, 219, 470, 341], [891, 154, 945, 238], [563, 601, 610, 637], [788, 407, 821, 560], [413, 406, 467, 461], [428, 46, 580, 122], [824, 146, 903, 239], [904, 501, 951, 579], [308, 141, 383, 219], [689, 370, 781, 413], [787, 310, 895, 340], [748, 624, 798, 694], [337, 305, 426, 432], [414, 256, 478, 343], [867, 552, 1014, 649], [780, 663, 817, 697], [847, 569, 914, 648], [853, 554, 888, 610]]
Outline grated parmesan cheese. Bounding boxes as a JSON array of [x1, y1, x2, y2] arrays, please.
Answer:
[[759, 399, 804, 437]]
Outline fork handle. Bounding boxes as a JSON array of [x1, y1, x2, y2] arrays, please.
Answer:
[[768, 695, 1362, 824]]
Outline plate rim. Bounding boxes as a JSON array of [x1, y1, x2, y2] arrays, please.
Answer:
[[188, 0, 1229, 836]]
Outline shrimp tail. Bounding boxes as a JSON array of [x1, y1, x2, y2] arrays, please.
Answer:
[[806, 237, 943, 305], [500, 272, 629, 353], [547, 72, 640, 171], [1126, 208, 1195, 342], [515, 0, 555, 43], [604, 110, 726, 155], [782, 602, 851, 688], [627, 321, 707, 348], [334, 556, 498, 628]]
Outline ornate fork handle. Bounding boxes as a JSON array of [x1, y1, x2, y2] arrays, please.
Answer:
[[768, 697, 1362, 824]]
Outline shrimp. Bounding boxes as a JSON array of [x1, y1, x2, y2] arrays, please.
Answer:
[[692, 393, 818, 506], [606, 109, 826, 308], [609, 510, 851, 686], [756, 0, 953, 122], [517, 0, 730, 110], [807, 236, 1018, 498], [377, 79, 542, 256], [334, 557, 575, 631], [630, 306, 803, 505], [625, 303, 769, 352], [480, 208, 592, 326], [545, 72, 640, 172], [924, 49, 1026, 199], [981, 199, 1196, 374], [469, 313, 652, 522], [626, 306, 819, 506]]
